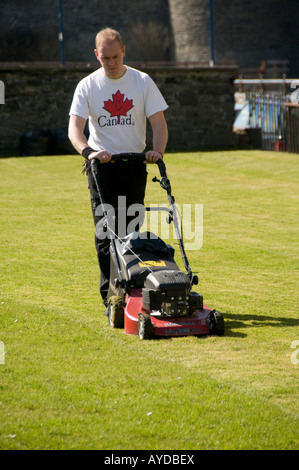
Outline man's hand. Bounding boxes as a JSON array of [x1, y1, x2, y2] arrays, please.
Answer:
[[68, 116, 112, 164], [88, 150, 112, 163], [145, 150, 162, 163]]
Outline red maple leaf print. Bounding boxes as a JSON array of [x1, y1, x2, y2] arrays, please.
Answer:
[[103, 90, 134, 124]]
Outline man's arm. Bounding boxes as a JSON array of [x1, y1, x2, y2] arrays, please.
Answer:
[[68, 115, 111, 162], [146, 111, 168, 163], [68, 115, 88, 154]]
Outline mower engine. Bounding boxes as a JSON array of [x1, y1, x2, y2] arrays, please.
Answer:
[[142, 270, 203, 317]]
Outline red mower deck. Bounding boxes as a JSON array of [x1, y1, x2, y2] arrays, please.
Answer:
[[124, 288, 213, 338]]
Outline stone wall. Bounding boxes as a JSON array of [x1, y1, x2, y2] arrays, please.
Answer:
[[0, 62, 237, 154]]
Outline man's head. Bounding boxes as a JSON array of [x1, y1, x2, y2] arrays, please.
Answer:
[[94, 28, 126, 79]]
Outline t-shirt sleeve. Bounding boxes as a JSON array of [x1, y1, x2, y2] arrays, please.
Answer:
[[69, 79, 90, 120], [144, 75, 168, 118]]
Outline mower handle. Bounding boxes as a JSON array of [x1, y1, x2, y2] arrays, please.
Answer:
[[111, 153, 167, 177], [111, 152, 145, 162]]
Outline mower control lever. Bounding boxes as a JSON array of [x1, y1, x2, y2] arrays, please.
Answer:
[[152, 175, 171, 192]]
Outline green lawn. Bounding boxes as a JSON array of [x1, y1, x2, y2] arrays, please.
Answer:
[[0, 150, 298, 450]]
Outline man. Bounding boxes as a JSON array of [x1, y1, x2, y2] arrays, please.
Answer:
[[68, 27, 168, 305]]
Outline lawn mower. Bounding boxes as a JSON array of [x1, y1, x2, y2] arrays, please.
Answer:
[[90, 153, 224, 339]]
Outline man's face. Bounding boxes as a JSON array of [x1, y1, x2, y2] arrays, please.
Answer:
[[95, 39, 126, 79]]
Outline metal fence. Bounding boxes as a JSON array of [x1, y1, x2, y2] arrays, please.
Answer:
[[246, 91, 299, 153]]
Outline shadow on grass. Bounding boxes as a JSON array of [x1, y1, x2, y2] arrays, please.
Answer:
[[223, 313, 299, 338]]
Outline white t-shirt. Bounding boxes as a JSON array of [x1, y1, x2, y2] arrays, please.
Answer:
[[69, 66, 168, 154]]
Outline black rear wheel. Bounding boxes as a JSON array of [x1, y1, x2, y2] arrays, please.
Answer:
[[209, 310, 225, 336]]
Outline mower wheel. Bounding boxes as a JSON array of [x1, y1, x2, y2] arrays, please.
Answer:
[[138, 313, 153, 340], [209, 310, 225, 336], [108, 296, 124, 329]]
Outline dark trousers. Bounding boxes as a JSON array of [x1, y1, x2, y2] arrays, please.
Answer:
[[87, 160, 147, 303]]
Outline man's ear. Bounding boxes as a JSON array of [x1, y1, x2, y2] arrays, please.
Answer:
[[94, 49, 99, 61]]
